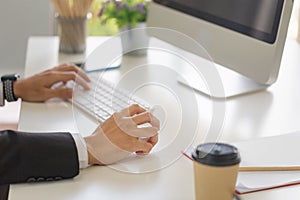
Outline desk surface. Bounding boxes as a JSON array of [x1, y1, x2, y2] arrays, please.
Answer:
[[9, 35, 300, 200]]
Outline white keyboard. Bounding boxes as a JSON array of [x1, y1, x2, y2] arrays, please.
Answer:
[[72, 73, 151, 122]]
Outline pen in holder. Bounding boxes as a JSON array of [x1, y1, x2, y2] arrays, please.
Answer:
[[57, 16, 87, 54], [51, 0, 93, 54]]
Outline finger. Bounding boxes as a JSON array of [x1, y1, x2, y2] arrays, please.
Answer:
[[131, 112, 160, 130], [45, 88, 73, 100], [128, 127, 159, 138], [136, 151, 145, 155], [131, 112, 152, 125], [119, 104, 146, 117], [44, 71, 90, 90], [136, 135, 158, 155], [53, 64, 91, 82], [148, 134, 158, 146], [134, 140, 153, 154]]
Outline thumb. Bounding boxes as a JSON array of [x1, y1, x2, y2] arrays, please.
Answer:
[[46, 88, 73, 100]]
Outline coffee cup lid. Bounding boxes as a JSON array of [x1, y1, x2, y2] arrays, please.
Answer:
[[192, 143, 241, 166]]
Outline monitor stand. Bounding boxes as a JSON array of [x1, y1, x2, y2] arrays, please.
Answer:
[[177, 63, 269, 99]]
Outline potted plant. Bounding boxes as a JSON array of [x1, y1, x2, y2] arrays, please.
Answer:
[[98, 0, 150, 55]]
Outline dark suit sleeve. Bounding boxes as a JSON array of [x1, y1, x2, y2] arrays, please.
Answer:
[[0, 184, 9, 200], [0, 130, 79, 185]]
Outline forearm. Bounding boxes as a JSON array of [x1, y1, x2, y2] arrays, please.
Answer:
[[0, 184, 9, 200]]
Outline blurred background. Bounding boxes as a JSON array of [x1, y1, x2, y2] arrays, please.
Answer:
[[0, 0, 299, 77], [0, 0, 117, 77]]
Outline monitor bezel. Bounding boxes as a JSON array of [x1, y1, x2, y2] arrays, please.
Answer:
[[153, 0, 284, 44]]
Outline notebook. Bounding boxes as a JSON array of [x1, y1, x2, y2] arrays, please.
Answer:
[[183, 131, 300, 194]]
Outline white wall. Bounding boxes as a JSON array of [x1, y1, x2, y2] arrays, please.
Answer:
[[288, 0, 300, 38], [0, 0, 54, 76]]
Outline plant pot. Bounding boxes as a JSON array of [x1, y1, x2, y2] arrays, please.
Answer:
[[119, 23, 149, 56]]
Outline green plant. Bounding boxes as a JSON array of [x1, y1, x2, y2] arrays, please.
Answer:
[[88, 0, 118, 36], [98, 0, 148, 29]]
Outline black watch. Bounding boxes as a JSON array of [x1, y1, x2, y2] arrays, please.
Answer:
[[1, 74, 20, 102]]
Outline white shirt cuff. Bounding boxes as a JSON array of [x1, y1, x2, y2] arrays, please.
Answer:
[[71, 133, 89, 169]]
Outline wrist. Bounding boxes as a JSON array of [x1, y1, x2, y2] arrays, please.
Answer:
[[87, 148, 99, 165], [84, 135, 104, 166], [13, 80, 23, 99]]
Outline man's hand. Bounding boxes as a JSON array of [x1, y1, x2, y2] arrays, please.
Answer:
[[84, 104, 160, 165], [13, 64, 90, 102]]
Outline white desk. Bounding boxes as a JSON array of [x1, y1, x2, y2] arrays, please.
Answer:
[[9, 35, 300, 200]]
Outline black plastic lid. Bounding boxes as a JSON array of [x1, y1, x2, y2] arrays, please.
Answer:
[[192, 143, 241, 167]]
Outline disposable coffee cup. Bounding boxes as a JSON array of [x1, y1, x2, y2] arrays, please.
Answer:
[[192, 143, 241, 200]]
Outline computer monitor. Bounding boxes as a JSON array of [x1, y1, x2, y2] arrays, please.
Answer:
[[147, 0, 293, 98]]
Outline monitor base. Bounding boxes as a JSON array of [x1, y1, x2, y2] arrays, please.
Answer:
[[178, 64, 269, 99]]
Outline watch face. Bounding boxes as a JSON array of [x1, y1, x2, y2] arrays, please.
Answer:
[[1, 74, 20, 82]]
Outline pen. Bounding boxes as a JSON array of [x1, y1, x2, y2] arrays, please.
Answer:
[[239, 166, 300, 172]]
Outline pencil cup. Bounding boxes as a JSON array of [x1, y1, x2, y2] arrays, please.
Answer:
[[57, 17, 87, 54], [192, 143, 241, 200]]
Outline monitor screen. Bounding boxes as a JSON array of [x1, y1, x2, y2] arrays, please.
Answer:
[[153, 0, 284, 44]]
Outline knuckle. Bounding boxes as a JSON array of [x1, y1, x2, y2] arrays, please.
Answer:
[[52, 65, 58, 70], [146, 112, 152, 119], [46, 70, 55, 75], [111, 113, 120, 120], [113, 112, 122, 119], [112, 113, 127, 127], [46, 71, 57, 78], [123, 118, 134, 129], [71, 65, 80, 72], [152, 136, 159, 143], [67, 64, 77, 71], [131, 104, 140, 110], [69, 71, 77, 79], [141, 113, 151, 122], [150, 127, 158, 134], [44, 68, 53, 73], [124, 139, 136, 152], [145, 143, 153, 152], [56, 64, 66, 69]]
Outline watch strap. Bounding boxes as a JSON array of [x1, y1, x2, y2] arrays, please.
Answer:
[[0, 82, 4, 106], [2, 79, 18, 102]]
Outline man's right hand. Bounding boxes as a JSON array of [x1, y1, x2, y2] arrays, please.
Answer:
[[84, 104, 160, 165]]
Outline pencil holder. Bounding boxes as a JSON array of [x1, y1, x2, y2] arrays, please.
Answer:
[[57, 17, 87, 54]]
